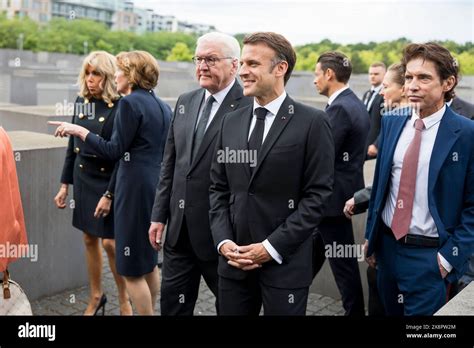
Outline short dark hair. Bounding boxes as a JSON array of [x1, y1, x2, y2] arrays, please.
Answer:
[[401, 42, 458, 101], [317, 51, 352, 84], [243, 32, 296, 85]]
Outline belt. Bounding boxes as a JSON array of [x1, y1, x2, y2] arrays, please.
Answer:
[[382, 223, 439, 248]]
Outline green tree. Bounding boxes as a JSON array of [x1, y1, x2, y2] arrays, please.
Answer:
[[349, 51, 366, 74], [166, 42, 193, 62]]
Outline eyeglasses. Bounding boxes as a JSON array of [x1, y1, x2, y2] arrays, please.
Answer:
[[192, 56, 234, 67]]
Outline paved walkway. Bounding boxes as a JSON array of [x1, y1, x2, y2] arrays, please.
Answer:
[[31, 251, 345, 316]]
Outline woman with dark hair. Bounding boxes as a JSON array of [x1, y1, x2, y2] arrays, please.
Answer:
[[50, 51, 171, 315], [53, 51, 131, 316]]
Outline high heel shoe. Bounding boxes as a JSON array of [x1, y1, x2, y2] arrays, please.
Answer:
[[93, 294, 107, 316]]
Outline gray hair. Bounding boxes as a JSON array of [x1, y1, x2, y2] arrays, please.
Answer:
[[196, 32, 241, 60]]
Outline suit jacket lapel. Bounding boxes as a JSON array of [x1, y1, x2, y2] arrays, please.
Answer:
[[185, 89, 205, 167], [249, 95, 294, 184], [428, 108, 461, 192], [189, 81, 243, 170], [239, 105, 254, 180]]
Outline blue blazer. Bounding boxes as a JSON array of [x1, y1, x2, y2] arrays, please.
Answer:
[[365, 106, 474, 282]]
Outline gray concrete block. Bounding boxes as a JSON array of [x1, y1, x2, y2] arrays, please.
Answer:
[[0, 105, 72, 134], [435, 282, 474, 315], [6, 131, 89, 301]]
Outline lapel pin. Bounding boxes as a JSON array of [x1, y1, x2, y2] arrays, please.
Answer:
[[230, 104, 234, 108]]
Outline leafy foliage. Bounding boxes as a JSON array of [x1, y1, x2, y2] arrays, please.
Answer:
[[0, 16, 472, 74]]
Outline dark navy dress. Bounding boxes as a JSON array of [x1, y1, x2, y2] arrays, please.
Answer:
[[84, 88, 171, 277], [61, 96, 119, 238]]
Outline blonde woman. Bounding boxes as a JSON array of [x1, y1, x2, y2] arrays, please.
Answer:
[[380, 63, 409, 112], [53, 51, 132, 315], [51, 51, 172, 315]]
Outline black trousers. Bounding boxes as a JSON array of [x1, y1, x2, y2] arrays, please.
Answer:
[[160, 217, 219, 315], [367, 266, 385, 316], [218, 271, 309, 316], [312, 216, 365, 316]]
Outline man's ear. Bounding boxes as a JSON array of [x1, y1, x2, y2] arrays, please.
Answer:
[[275, 60, 288, 80], [325, 68, 334, 81], [231, 58, 239, 74], [443, 75, 456, 93]]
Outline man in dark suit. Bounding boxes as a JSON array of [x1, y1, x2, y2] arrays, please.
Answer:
[[449, 96, 474, 120], [362, 62, 386, 159], [148, 32, 252, 315], [209, 32, 334, 315], [365, 43, 474, 315], [312, 51, 369, 316]]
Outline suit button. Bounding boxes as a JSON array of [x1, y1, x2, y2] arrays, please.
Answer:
[[79, 164, 83, 169], [99, 117, 105, 123], [78, 113, 85, 119], [186, 175, 191, 180], [74, 147, 80, 153], [100, 167, 105, 172]]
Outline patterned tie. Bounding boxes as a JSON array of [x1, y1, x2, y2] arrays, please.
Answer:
[[192, 95, 215, 161], [391, 118, 425, 240], [248, 107, 268, 172]]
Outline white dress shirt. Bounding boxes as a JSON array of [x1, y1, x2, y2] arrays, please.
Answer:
[[196, 79, 235, 131], [217, 91, 288, 264], [366, 84, 382, 111], [328, 85, 349, 106], [381, 104, 452, 272]]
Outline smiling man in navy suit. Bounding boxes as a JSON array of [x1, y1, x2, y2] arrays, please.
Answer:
[[365, 42, 474, 316], [209, 32, 334, 315]]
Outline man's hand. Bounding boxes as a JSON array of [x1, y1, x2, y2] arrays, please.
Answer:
[[220, 241, 260, 271], [343, 197, 355, 219], [54, 185, 68, 209], [437, 254, 449, 279], [363, 239, 377, 268], [367, 144, 378, 157], [148, 222, 165, 251], [94, 196, 111, 218], [230, 243, 272, 270]]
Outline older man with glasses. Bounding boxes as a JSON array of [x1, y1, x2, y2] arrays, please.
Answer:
[[148, 32, 252, 315]]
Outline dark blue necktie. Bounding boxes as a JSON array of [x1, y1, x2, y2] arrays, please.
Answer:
[[248, 107, 268, 172], [192, 95, 215, 161]]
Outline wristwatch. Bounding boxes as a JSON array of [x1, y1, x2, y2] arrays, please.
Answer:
[[103, 191, 114, 200]]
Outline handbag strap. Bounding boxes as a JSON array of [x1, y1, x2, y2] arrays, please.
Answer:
[[2, 269, 11, 299]]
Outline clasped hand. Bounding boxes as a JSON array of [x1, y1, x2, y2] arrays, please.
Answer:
[[219, 241, 272, 271]]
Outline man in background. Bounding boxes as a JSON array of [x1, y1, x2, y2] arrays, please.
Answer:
[[363, 62, 386, 159]]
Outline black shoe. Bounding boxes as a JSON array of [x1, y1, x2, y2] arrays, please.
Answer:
[[93, 294, 107, 316]]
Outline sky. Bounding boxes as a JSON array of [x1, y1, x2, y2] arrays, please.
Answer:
[[137, 0, 473, 45]]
